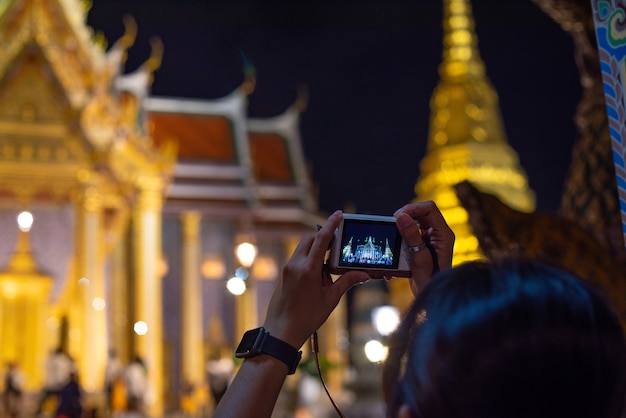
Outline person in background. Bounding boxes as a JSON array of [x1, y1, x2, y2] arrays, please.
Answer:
[[206, 348, 234, 408], [124, 355, 148, 416], [212, 202, 626, 418], [55, 372, 82, 418], [37, 347, 72, 416], [3, 362, 23, 418], [104, 349, 124, 414]]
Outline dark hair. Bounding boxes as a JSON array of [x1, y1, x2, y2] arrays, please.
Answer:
[[384, 258, 626, 418]]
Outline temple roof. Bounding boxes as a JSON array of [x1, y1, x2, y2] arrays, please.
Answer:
[[146, 90, 320, 227]]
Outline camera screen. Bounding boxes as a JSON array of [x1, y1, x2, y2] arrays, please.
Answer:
[[338, 218, 402, 270]]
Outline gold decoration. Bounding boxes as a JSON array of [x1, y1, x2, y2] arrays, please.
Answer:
[[414, 0, 536, 264], [0, 1, 174, 411]]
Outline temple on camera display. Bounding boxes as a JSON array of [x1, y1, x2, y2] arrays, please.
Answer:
[[341, 236, 394, 266]]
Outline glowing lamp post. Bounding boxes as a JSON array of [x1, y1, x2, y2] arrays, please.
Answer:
[[236, 242, 257, 268], [364, 305, 400, 363], [226, 242, 257, 296], [231, 241, 258, 335], [17, 211, 34, 232]]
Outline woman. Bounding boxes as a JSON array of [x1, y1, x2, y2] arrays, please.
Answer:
[[213, 201, 626, 417], [383, 259, 626, 418]]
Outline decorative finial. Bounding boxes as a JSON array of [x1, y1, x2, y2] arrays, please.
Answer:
[[120, 15, 138, 50], [145, 37, 164, 72], [294, 84, 309, 112], [239, 49, 256, 95], [440, 0, 485, 79]]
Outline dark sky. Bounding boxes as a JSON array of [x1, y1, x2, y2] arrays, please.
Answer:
[[87, 0, 581, 216]]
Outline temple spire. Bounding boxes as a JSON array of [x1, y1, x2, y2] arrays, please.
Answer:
[[413, 0, 536, 264], [441, 0, 485, 79]]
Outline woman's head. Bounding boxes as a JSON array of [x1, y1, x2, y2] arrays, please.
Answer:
[[385, 258, 626, 418]]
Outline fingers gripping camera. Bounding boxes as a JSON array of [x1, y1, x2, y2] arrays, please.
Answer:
[[325, 214, 412, 278]]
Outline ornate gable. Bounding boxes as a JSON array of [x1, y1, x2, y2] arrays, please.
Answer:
[[0, 0, 102, 108], [0, 42, 89, 200], [0, 0, 175, 205]]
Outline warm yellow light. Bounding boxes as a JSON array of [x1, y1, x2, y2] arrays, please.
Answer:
[[92, 297, 106, 311], [46, 317, 60, 330], [202, 255, 226, 280], [371, 306, 400, 336], [157, 256, 168, 278], [236, 242, 257, 267], [364, 339, 388, 363], [134, 321, 148, 335], [252, 257, 278, 281], [226, 277, 246, 295], [17, 211, 33, 232], [3, 283, 17, 299]]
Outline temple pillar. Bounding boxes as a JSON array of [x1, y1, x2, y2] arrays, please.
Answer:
[[180, 211, 204, 393], [235, 278, 258, 338], [133, 175, 165, 417], [111, 231, 131, 362], [75, 178, 108, 393], [235, 236, 258, 338]]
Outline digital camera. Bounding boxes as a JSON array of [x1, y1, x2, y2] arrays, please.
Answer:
[[326, 213, 411, 278]]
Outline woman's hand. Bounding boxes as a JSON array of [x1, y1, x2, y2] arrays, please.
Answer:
[[394, 201, 455, 295], [263, 210, 370, 349]]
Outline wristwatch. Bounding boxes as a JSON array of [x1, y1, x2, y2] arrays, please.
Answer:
[[235, 327, 302, 375]]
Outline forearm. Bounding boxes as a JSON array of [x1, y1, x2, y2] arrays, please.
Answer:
[[212, 355, 289, 418]]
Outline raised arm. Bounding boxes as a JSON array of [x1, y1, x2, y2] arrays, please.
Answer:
[[213, 210, 369, 418]]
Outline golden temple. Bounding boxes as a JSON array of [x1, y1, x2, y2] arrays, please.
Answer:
[[0, 0, 324, 415]]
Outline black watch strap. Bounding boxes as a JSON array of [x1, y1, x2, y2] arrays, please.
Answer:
[[235, 327, 302, 375]]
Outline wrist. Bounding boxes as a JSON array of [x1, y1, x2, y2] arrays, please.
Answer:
[[235, 327, 302, 375], [242, 352, 290, 375], [261, 321, 306, 350]]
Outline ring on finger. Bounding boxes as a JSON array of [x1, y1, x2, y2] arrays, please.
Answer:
[[408, 243, 427, 253]]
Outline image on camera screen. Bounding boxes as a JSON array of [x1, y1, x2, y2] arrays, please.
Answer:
[[339, 219, 401, 269]]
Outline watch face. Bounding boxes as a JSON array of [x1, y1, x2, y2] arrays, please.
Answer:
[[235, 328, 265, 358]]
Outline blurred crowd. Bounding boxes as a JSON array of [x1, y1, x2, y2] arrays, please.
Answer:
[[0, 347, 237, 418], [0, 349, 152, 418]]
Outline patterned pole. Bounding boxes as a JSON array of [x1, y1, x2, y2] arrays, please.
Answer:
[[591, 0, 626, 253]]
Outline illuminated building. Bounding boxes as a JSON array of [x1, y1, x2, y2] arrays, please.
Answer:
[[386, 0, 537, 312], [0, 0, 325, 415]]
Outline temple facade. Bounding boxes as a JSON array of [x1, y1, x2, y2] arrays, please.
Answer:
[[0, 0, 329, 415]]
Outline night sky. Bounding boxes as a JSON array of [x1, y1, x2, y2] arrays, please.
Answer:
[[87, 0, 582, 217]]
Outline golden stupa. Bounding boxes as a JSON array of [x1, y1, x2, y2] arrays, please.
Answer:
[[415, 0, 536, 264]]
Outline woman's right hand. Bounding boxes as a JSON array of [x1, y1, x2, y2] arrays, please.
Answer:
[[263, 210, 369, 350], [394, 201, 455, 295]]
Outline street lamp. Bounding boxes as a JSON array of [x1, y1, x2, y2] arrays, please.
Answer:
[[371, 305, 400, 337], [235, 242, 256, 268], [364, 339, 388, 363], [226, 242, 257, 296], [17, 211, 33, 232], [365, 305, 400, 363]]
